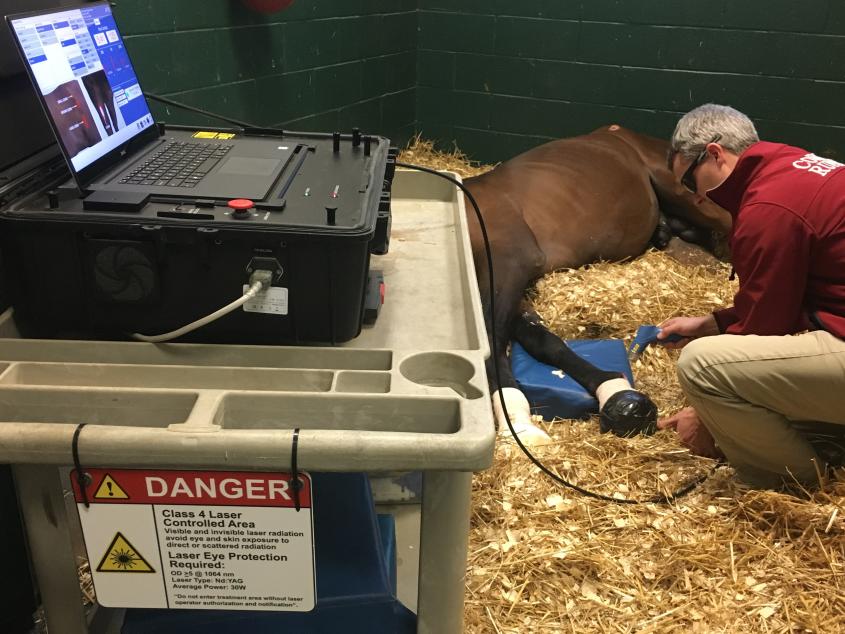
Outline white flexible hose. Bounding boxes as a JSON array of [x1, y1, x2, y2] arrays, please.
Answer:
[[132, 281, 264, 343]]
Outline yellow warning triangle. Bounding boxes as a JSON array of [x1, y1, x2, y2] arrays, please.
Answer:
[[94, 474, 129, 500], [96, 533, 155, 573]]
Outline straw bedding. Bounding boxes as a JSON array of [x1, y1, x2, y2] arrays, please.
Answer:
[[65, 138, 844, 633], [399, 138, 845, 633]]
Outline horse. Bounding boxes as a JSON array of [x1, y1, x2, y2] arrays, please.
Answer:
[[462, 125, 732, 443]]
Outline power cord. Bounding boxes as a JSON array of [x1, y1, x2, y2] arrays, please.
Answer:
[[135, 93, 716, 503], [145, 92, 256, 129], [132, 270, 273, 343]]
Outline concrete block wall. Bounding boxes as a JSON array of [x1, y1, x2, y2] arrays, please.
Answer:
[[115, 0, 417, 145], [417, 0, 845, 163], [114, 1, 845, 164]]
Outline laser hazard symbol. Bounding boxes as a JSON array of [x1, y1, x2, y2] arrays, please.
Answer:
[[97, 533, 155, 573], [94, 474, 129, 500]]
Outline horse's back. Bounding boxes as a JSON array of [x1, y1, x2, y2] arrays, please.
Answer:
[[467, 127, 660, 268]]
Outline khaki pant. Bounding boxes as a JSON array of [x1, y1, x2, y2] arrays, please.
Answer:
[[676, 330, 845, 488]]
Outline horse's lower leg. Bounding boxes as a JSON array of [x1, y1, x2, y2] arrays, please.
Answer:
[[482, 257, 552, 444], [513, 310, 623, 393], [512, 310, 657, 436]]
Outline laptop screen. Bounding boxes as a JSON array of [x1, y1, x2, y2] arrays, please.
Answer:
[[8, 3, 153, 173]]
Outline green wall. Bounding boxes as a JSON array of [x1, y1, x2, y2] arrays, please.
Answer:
[[115, 0, 417, 144], [114, 1, 845, 164], [417, 0, 845, 163]]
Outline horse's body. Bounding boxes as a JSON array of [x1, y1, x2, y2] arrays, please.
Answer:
[[462, 125, 731, 434]]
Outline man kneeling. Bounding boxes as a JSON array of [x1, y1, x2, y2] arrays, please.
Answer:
[[658, 103, 845, 488]]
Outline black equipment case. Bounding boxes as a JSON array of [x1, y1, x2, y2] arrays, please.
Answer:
[[0, 125, 395, 344]]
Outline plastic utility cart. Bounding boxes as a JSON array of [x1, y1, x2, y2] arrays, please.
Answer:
[[0, 169, 495, 634]]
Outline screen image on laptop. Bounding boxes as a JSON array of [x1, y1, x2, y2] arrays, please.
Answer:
[[8, 3, 153, 172]]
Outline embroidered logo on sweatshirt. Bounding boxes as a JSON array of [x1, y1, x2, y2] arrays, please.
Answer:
[[792, 153, 843, 177]]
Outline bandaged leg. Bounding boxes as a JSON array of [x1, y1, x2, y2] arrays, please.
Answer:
[[596, 377, 632, 409], [492, 387, 551, 446]]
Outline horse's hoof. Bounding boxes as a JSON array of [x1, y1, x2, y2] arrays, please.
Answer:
[[599, 390, 658, 437]]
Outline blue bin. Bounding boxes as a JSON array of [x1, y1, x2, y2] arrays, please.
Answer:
[[122, 472, 415, 634]]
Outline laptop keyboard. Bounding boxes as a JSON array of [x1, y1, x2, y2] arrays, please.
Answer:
[[118, 141, 233, 188]]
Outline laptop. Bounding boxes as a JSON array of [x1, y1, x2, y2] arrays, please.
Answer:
[[5, 2, 293, 200]]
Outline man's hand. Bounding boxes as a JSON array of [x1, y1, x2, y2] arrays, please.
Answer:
[[657, 406, 722, 459], [658, 314, 720, 349]]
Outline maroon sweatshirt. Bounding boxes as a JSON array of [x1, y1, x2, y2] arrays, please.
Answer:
[[707, 141, 845, 339]]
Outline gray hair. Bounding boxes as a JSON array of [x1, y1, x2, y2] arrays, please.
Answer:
[[670, 104, 759, 162]]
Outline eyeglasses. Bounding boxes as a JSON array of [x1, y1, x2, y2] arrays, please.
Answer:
[[681, 134, 722, 193]]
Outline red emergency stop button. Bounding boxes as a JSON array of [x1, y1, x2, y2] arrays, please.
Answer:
[[228, 198, 254, 218]]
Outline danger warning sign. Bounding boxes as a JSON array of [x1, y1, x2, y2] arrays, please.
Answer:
[[72, 468, 315, 611]]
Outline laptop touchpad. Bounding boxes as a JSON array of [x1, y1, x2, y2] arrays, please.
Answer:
[[218, 157, 280, 176]]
